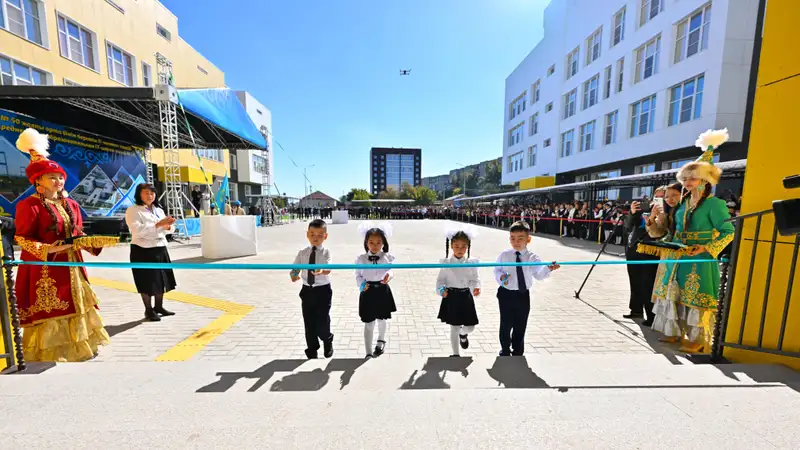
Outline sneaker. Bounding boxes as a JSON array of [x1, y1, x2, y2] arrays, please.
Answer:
[[323, 335, 334, 358], [459, 334, 469, 349]]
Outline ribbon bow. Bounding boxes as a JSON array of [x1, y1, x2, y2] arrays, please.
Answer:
[[368, 255, 380, 264]]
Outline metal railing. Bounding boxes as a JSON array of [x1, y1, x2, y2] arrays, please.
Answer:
[[712, 209, 800, 360]]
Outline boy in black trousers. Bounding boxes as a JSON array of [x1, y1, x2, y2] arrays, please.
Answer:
[[493, 220, 560, 356], [291, 219, 334, 359]]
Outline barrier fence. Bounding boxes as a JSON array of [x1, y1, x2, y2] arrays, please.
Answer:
[[2, 254, 722, 372]]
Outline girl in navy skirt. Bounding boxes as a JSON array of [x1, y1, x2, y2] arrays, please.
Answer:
[[436, 225, 481, 357], [355, 222, 397, 358]]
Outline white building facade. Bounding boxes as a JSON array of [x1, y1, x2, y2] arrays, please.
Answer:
[[234, 91, 274, 204], [503, 0, 758, 199]]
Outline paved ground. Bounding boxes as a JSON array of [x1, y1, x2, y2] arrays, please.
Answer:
[[84, 219, 665, 362], [4, 219, 800, 448]]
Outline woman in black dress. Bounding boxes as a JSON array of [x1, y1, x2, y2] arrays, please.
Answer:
[[124, 184, 178, 321]]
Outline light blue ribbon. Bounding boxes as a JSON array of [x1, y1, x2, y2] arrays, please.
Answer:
[[2, 259, 724, 270]]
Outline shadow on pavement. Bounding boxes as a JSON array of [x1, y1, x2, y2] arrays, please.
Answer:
[[196, 357, 369, 393], [105, 319, 145, 338], [400, 356, 474, 390], [486, 356, 551, 389]]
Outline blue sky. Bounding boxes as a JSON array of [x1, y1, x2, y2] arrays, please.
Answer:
[[162, 0, 549, 199]]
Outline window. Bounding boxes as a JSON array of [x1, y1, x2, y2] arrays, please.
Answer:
[[579, 120, 596, 152], [616, 57, 624, 93], [529, 113, 539, 136], [630, 94, 657, 137], [675, 4, 712, 63], [106, 42, 135, 86], [194, 149, 224, 162], [566, 47, 579, 79], [582, 74, 599, 109], [528, 145, 537, 167], [531, 80, 541, 103], [244, 184, 252, 197], [156, 23, 171, 41], [507, 123, 524, 147], [560, 129, 575, 158], [0, 56, 47, 85], [508, 93, 527, 121], [507, 151, 524, 173], [668, 74, 704, 126], [547, 65, 555, 76], [639, 0, 663, 26], [604, 110, 619, 145], [585, 28, 602, 65], [57, 15, 95, 70], [228, 182, 238, 202], [603, 65, 612, 99], [563, 89, 577, 119], [633, 163, 657, 198], [545, 102, 553, 113], [543, 138, 551, 147], [592, 169, 622, 200], [2, 0, 43, 45], [663, 154, 719, 171], [230, 153, 238, 171], [612, 7, 626, 46], [634, 35, 661, 83], [142, 62, 152, 87]]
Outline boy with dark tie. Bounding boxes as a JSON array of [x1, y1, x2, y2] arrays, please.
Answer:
[[291, 219, 334, 359], [493, 221, 560, 356]]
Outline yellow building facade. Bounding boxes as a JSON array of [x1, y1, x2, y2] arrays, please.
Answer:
[[1, 0, 231, 370], [0, 0, 230, 179], [723, 0, 800, 370]]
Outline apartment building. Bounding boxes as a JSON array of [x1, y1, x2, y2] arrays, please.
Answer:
[[370, 147, 422, 195], [228, 90, 273, 207], [0, 0, 231, 182], [503, 0, 758, 200]]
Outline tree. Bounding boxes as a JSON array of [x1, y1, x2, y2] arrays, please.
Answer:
[[346, 188, 371, 202], [378, 187, 399, 200], [413, 186, 437, 205], [399, 182, 416, 200]]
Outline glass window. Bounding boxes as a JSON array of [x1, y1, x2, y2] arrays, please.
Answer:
[[668, 74, 704, 126]]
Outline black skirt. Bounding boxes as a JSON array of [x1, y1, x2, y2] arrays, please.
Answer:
[[437, 287, 479, 326], [130, 244, 177, 295], [359, 282, 397, 323]]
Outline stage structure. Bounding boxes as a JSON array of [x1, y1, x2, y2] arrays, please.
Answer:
[[0, 69, 269, 238]]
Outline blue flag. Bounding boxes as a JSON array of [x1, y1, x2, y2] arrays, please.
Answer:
[[215, 173, 229, 213]]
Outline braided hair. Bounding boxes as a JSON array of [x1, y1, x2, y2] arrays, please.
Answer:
[[445, 231, 471, 258], [363, 228, 389, 253], [670, 183, 712, 236], [37, 190, 81, 236]]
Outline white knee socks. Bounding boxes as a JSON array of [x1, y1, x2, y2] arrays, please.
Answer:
[[450, 325, 476, 355], [461, 325, 475, 335], [377, 319, 388, 342], [364, 321, 375, 355]]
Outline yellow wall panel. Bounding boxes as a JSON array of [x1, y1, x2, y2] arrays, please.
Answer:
[[723, 0, 800, 370]]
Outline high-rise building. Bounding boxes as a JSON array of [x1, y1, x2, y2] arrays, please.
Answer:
[[503, 0, 757, 200], [370, 147, 421, 195]]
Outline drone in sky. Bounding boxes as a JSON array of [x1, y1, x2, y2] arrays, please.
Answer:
[[399, 69, 411, 76]]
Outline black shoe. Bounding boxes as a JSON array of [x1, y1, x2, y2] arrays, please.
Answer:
[[499, 350, 511, 356], [144, 309, 161, 322], [511, 351, 524, 356], [642, 318, 654, 327], [459, 334, 469, 349], [304, 349, 318, 359], [154, 306, 175, 317], [323, 336, 334, 358], [623, 313, 644, 319], [450, 354, 460, 357], [373, 340, 386, 357]]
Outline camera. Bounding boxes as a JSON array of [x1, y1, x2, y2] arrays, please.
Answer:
[[773, 175, 800, 236]]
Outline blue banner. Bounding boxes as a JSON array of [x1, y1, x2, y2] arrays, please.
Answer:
[[0, 109, 147, 218]]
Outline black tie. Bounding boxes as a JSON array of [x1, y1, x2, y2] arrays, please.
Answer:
[[308, 246, 316, 286], [368, 255, 380, 264], [516, 251, 527, 291]]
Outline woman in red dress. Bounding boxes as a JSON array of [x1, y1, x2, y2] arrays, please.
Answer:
[[13, 128, 110, 362]]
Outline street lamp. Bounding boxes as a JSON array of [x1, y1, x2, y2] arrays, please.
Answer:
[[303, 164, 315, 198]]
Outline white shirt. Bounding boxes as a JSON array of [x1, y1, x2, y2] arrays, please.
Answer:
[[435, 256, 481, 292], [493, 248, 551, 291], [355, 251, 395, 287], [125, 204, 172, 248], [293, 245, 332, 286]]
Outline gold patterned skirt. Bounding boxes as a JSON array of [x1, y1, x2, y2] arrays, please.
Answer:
[[22, 265, 110, 362]]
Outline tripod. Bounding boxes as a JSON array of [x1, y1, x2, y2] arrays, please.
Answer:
[[574, 206, 624, 300]]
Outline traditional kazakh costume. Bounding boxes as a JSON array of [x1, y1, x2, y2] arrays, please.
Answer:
[[638, 129, 735, 352], [12, 128, 117, 362]]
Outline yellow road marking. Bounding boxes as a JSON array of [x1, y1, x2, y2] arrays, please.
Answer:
[[89, 277, 254, 362]]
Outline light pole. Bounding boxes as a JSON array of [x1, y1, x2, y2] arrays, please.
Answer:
[[455, 161, 469, 196], [303, 164, 315, 199]]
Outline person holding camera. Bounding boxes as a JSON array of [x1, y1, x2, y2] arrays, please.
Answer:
[[622, 187, 666, 325]]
